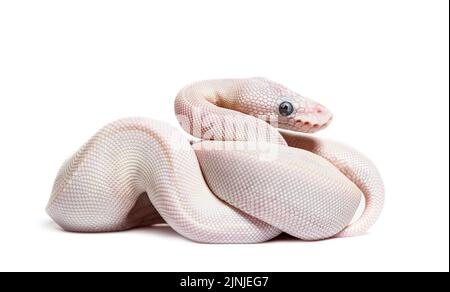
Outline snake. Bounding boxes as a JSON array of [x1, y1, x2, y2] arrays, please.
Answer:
[[46, 78, 384, 243]]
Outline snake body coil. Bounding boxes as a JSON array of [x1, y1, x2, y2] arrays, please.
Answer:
[[46, 78, 384, 243]]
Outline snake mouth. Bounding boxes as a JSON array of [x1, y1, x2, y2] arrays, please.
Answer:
[[278, 116, 333, 133], [305, 116, 333, 133], [290, 103, 333, 133]]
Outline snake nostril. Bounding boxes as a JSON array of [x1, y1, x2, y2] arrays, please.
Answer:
[[316, 105, 329, 115]]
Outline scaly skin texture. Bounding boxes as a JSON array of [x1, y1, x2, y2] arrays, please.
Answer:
[[47, 78, 384, 243]]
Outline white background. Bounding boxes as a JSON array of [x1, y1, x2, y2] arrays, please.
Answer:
[[0, 0, 448, 272]]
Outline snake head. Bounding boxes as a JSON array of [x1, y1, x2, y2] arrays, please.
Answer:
[[237, 77, 333, 133]]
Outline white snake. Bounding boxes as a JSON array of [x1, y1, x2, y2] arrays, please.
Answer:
[[46, 78, 384, 243]]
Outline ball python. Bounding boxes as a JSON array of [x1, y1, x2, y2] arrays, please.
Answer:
[[46, 78, 384, 243]]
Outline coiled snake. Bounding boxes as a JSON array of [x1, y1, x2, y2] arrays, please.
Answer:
[[46, 78, 384, 243]]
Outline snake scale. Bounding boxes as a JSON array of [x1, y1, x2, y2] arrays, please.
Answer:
[[46, 78, 384, 243]]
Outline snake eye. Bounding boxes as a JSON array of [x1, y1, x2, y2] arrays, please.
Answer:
[[278, 101, 294, 116]]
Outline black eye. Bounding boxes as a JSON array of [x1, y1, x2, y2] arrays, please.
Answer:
[[278, 101, 294, 116]]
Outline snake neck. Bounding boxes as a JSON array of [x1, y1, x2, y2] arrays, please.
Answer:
[[200, 80, 240, 110], [174, 78, 286, 145]]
